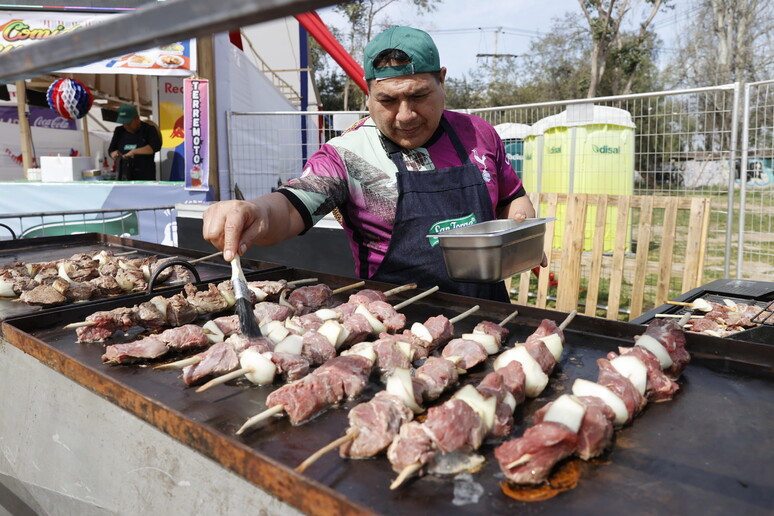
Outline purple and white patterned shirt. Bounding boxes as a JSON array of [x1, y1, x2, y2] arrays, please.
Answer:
[[278, 110, 525, 277]]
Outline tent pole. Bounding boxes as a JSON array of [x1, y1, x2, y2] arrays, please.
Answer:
[[15, 81, 34, 178]]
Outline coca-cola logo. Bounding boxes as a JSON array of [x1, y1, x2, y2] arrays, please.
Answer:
[[32, 116, 74, 130]]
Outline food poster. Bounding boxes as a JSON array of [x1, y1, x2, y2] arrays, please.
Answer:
[[96, 40, 196, 76], [1, 11, 195, 76], [183, 78, 209, 191], [158, 77, 186, 181]]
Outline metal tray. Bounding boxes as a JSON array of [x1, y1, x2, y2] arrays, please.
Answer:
[[2, 271, 772, 516], [0, 233, 284, 328], [431, 218, 551, 283]]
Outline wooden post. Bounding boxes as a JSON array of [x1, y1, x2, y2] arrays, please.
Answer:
[[196, 35, 220, 200], [81, 114, 92, 157], [15, 80, 34, 178], [132, 74, 140, 110]]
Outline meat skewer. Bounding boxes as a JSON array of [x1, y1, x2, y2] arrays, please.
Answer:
[[156, 284, 429, 381], [285, 280, 366, 315], [193, 286, 432, 392], [388, 310, 577, 489], [235, 305, 481, 435], [63, 277, 320, 342], [295, 309, 520, 473], [494, 318, 689, 485]]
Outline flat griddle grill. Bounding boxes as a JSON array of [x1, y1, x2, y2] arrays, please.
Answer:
[[0, 233, 284, 330], [2, 267, 773, 516], [632, 278, 774, 343]]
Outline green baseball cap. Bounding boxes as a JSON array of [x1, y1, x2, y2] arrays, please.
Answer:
[[364, 26, 440, 81], [115, 104, 138, 124]]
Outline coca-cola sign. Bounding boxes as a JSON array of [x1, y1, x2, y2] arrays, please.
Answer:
[[0, 106, 77, 130]]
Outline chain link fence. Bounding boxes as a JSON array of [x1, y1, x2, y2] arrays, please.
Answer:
[[226, 82, 774, 301]]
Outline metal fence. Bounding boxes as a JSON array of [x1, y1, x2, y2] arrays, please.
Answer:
[[226, 82, 774, 294], [0, 206, 178, 245]]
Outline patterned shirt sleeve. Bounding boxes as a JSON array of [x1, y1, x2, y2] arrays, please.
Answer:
[[277, 143, 349, 231]]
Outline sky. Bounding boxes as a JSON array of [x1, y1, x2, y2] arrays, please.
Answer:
[[316, 0, 697, 81]]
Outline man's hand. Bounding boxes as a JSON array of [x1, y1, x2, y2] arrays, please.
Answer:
[[202, 194, 305, 262], [498, 194, 547, 267], [202, 200, 263, 262], [109, 150, 121, 160]]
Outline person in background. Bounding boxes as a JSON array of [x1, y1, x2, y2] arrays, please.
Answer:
[[108, 104, 162, 181], [203, 26, 543, 302]]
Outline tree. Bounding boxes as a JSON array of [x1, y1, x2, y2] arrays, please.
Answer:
[[664, 0, 774, 87], [577, 0, 670, 97]]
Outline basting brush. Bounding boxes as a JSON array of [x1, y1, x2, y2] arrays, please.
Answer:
[[230, 254, 261, 338]]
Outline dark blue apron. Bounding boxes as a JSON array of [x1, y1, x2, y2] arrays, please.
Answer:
[[368, 117, 510, 302]]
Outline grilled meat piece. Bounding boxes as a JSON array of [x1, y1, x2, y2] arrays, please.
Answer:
[[340, 391, 414, 459], [494, 422, 578, 485], [19, 284, 66, 306], [288, 284, 333, 315]]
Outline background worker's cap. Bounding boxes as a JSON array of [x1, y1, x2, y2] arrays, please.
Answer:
[[115, 104, 138, 124], [364, 26, 440, 81]]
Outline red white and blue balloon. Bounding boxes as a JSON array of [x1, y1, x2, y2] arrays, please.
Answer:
[[46, 78, 93, 120]]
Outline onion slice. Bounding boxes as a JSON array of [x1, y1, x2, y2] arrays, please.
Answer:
[[610, 355, 648, 395], [355, 304, 387, 334], [452, 384, 497, 432], [493, 345, 548, 398], [541, 394, 587, 433], [461, 333, 499, 355], [386, 367, 423, 413], [572, 378, 628, 426], [240, 349, 276, 385], [341, 342, 376, 363], [274, 334, 304, 355], [635, 334, 673, 369], [538, 333, 564, 361], [410, 322, 433, 343]]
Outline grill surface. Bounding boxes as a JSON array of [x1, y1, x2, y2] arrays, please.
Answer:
[[632, 278, 774, 343], [2, 269, 773, 516]]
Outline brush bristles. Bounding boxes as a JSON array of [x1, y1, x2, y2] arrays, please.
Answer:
[[235, 296, 261, 338]]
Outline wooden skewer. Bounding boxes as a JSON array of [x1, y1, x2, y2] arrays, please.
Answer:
[[196, 367, 250, 392], [559, 309, 577, 330], [114, 250, 138, 257], [153, 355, 201, 370], [64, 320, 96, 329], [286, 278, 318, 287], [449, 305, 479, 324], [498, 309, 519, 327], [236, 404, 285, 435], [655, 313, 705, 319], [295, 431, 359, 473], [331, 281, 366, 295], [666, 301, 693, 307], [383, 283, 417, 297], [188, 251, 223, 265], [393, 286, 439, 310], [390, 463, 423, 490]]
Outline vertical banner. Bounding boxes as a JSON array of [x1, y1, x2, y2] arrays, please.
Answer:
[[183, 78, 209, 191]]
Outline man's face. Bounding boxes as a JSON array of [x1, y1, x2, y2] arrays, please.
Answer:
[[122, 117, 141, 132], [366, 67, 447, 149]]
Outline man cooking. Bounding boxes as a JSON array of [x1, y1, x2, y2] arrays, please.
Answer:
[[203, 26, 541, 302]]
